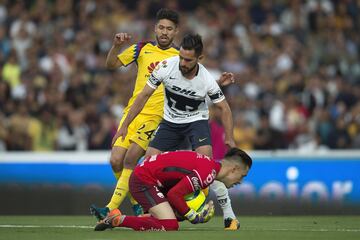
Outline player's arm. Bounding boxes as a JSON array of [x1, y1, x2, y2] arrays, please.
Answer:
[[114, 84, 156, 142], [112, 60, 165, 144], [208, 75, 236, 148], [167, 173, 214, 224], [214, 99, 236, 148], [167, 177, 194, 216], [105, 33, 131, 69]]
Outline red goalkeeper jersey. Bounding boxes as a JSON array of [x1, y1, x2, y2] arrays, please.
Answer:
[[133, 151, 221, 215]]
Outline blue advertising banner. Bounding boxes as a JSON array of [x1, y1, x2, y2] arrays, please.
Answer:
[[230, 159, 360, 204], [1, 152, 359, 205]]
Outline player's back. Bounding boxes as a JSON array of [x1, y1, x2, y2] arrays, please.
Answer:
[[118, 41, 179, 117], [134, 151, 220, 190]]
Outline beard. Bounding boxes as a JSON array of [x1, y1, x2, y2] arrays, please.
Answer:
[[179, 63, 197, 75]]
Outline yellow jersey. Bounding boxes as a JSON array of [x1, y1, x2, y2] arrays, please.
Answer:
[[118, 41, 179, 117]]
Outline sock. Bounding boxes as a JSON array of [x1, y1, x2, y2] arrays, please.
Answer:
[[106, 168, 132, 210], [210, 180, 236, 219], [113, 171, 121, 180], [120, 216, 178, 231]]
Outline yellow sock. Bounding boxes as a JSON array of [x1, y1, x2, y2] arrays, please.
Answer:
[[113, 171, 121, 180], [128, 192, 139, 206], [106, 168, 132, 210]]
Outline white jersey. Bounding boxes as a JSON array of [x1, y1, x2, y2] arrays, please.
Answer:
[[147, 56, 225, 124]]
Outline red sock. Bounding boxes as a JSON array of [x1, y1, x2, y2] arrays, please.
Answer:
[[120, 216, 179, 231]]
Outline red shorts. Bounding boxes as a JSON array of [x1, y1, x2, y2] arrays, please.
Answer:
[[129, 173, 167, 212]]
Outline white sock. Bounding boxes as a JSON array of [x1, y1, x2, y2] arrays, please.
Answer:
[[210, 180, 236, 219]]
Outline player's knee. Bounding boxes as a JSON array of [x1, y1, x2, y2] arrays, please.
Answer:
[[145, 147, 162, 157], [123, 155, 138, 169], [110, 154, 123, 172]]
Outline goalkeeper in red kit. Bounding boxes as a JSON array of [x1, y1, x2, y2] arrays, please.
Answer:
[[95, 148, 252, 231]]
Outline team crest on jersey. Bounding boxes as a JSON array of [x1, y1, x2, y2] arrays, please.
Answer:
[[161, 60, 167, 68], [147, 61, 160, 73]]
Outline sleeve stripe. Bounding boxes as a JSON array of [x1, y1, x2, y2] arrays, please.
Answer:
[[146, 81, 158, 89], [186, 176, 195, 192], [193, 170, 204, 188], [211, 96, 225, 104], [134, 41, 147, 60]]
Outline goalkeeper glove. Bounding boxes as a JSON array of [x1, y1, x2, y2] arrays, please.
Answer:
[[184, 200, 215, 224]]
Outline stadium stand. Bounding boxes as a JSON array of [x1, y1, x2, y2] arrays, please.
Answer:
[[0, 0, 359, 151]]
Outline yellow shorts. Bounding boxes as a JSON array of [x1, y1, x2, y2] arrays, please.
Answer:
[[113, 113, 162, 150]]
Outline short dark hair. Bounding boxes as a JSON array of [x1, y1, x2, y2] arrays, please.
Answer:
[[180, 34, 203, 57], [224, 148, 253, 169], [156, 8, 179, 26]]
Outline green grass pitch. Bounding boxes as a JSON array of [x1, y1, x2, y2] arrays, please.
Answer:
[[0, 216, 359, 240]]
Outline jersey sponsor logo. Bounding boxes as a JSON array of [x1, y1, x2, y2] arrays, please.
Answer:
[[165, 88, 204, 113], [147, 61, 160, 73], [204, 169, 217, 185], [191, 176, 201, 190], [170, 85, 197, 96]]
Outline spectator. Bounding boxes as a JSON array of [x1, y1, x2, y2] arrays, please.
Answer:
[[0, 0, 359, 151]]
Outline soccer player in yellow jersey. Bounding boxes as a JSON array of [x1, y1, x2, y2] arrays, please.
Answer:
[[90, 8, 180, 220], [91, 8, 240, 230]]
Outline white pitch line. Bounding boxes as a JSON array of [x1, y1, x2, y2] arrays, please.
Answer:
[[0, 225, 94, 229], [241, 227, 360, 232], [0, 225, 359, 232]]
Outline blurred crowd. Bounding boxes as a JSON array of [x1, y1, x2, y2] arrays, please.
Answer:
[[0, 0, 359, 152]]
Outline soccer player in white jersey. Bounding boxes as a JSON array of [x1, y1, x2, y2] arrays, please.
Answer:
[[116, 34, 240, 230]]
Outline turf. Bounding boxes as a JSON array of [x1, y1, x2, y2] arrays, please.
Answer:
[[0, 216, 359, 240]]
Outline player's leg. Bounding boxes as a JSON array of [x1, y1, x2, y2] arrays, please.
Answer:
[[190, 120, 239, 230], [124, 173, 178, 230], [91, 114, 156, 220], [210, 180, 239, 230], [145, 146, 162, 157], [195, 145, 213, 157], [95, 173, 178, 231], [188, 120, 213, 156], [109, 113, 132, 179], [90, 143, 127, 221], [146, 119, 184, 157], [120, 202, 178, 231], [109, 146, 127, 179], [95, 202, 179, 231], [107, 114, 161, 212], [106, 142, 145, 211]]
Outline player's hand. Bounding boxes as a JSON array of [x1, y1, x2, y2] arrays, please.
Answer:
[[225, 138, 236, 149], [184, 200, 215, 224], [113, 33, 132, 47], [111, 126, 128, 146], [218, 72, 235, 86]]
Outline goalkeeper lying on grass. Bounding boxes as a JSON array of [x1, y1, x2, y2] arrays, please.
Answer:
[[95, 148, 252, 231]]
